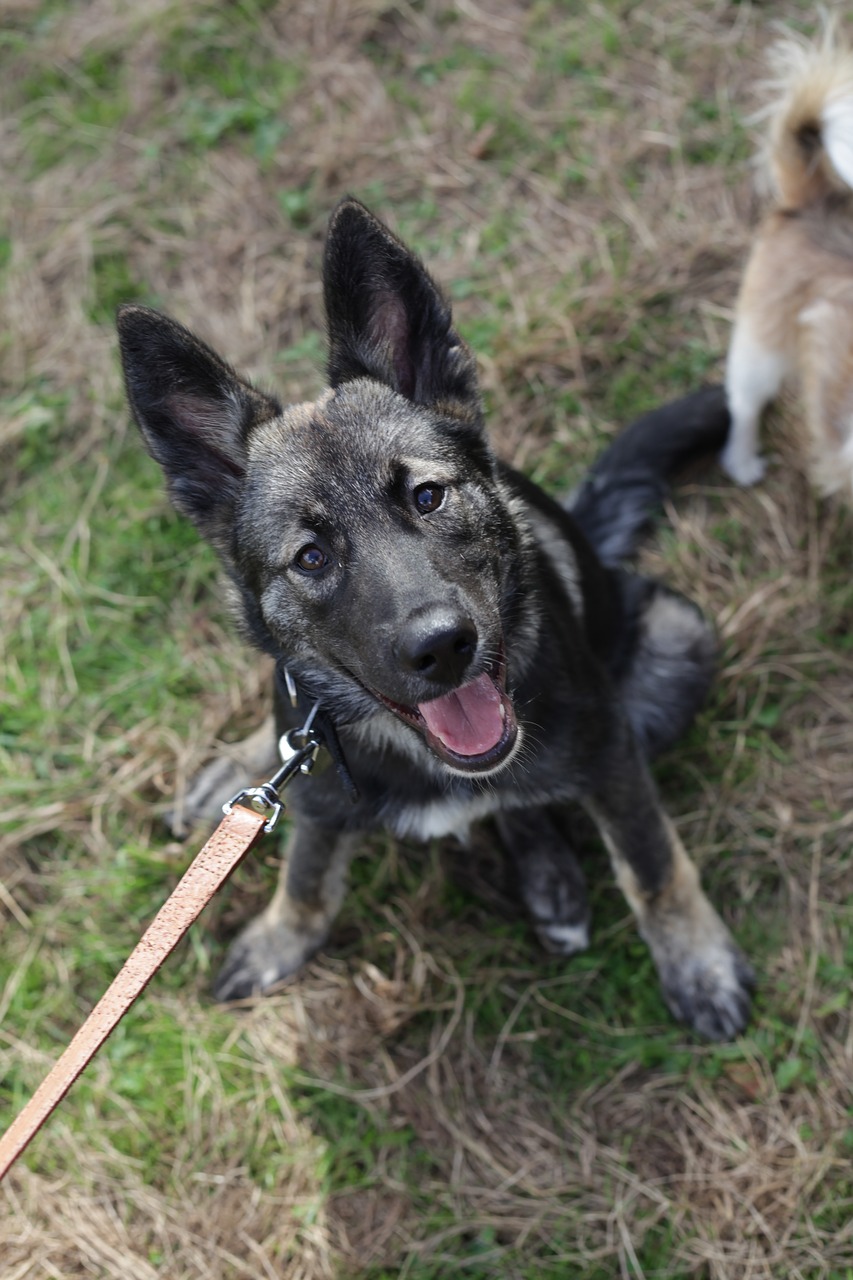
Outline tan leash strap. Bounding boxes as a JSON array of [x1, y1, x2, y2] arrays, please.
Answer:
[[0, 804, 267, 1182]]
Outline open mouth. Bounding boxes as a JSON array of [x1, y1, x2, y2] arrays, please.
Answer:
[[375, 658, 519, 773]]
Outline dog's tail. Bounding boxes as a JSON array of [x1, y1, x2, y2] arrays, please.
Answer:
[[760, 20, 853, 209], [567, 385, 729, 565]]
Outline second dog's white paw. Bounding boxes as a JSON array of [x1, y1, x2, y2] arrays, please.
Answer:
[[720, 446, 767, 487]]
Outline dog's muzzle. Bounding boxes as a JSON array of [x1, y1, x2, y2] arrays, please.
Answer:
[[374, 648, 519, 774]]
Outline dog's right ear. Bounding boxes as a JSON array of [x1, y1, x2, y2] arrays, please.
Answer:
[[117, 305, 281, 547]]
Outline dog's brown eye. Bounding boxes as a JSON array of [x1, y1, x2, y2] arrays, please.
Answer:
[[295, 544, 328, 573], [413, 482, 445, 514]]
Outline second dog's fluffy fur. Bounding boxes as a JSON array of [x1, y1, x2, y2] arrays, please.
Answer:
[[721, 19, 853, 494]]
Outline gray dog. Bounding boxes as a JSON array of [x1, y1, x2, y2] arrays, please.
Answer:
[[117, 198, 753, 1039]]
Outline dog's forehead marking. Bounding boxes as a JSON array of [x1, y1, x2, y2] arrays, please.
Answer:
[[253, 386, 404, 459], [250, 383, 465, 506], [397, 455, 458, 483], [252, 391, 334, 450], [250, 393, 364, 496]]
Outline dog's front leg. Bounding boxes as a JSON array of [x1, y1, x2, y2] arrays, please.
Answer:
[[213, 817, 359, 1001], [720, 311, 786, 486], [585, 752, 754, 1041]]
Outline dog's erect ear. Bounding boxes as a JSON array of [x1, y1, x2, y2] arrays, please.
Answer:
[[323, 198, 481, 414], [117, 305, 281, 544]]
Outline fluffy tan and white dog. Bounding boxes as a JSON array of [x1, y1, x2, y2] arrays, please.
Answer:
[[721, 20, 853, 494]]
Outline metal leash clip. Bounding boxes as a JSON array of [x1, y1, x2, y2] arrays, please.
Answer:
[[222, 701, 322, 833]]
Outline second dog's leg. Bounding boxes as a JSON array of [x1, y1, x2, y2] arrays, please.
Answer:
[[798, 299, 853, 494], [496, 807, 590, 955], [213, 816, 359, 1001], [721, 315, 787, 486], [586, 746, 753, 1040]]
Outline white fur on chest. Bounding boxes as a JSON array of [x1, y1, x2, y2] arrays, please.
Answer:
[[390, 792, 499, 842]]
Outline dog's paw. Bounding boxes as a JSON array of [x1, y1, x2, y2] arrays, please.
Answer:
[[657, 937, 754, 1041], [212, 915, 325, 1002], [720, 446, 767, 488], [535, 918, 590, 957]]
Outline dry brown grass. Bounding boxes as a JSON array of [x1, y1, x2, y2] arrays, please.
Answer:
[[2, 1, 853, 1276]]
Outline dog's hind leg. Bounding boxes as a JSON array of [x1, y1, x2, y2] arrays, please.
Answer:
[[213, 817, 359, 1002], [585, 745, 754, 1040], [616, 579, 717, 761], [168, 714, 279, 838], [496, 807, 590, 956], [798, 298, 853, 495]]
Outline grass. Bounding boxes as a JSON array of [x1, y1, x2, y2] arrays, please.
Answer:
[[2, 1, 853, 1277]]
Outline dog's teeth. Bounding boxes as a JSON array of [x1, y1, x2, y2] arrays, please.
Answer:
[[499, 702, 506, 721]]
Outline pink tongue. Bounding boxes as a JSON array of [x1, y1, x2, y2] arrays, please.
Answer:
[[418, 673, 504, 757]]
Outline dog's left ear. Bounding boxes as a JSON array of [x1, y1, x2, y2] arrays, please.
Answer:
[[323, 198, 481, 416]]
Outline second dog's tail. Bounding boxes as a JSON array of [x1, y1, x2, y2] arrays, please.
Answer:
[[568, 385, 729, 565], [762, 22, 853, 209]]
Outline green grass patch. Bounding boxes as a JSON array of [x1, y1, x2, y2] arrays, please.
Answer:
[[158, 6, 304, 160], [18, 45, 129, 173]]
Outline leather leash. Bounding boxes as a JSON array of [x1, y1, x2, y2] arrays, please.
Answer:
[[0, 716, 323, 1183], [0, 805, 266, 1182]]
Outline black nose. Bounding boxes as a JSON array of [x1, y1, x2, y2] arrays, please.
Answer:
[[397, 608, 478, 686]]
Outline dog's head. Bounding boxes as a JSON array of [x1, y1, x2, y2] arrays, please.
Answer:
[[118, 199, 532, 776]]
